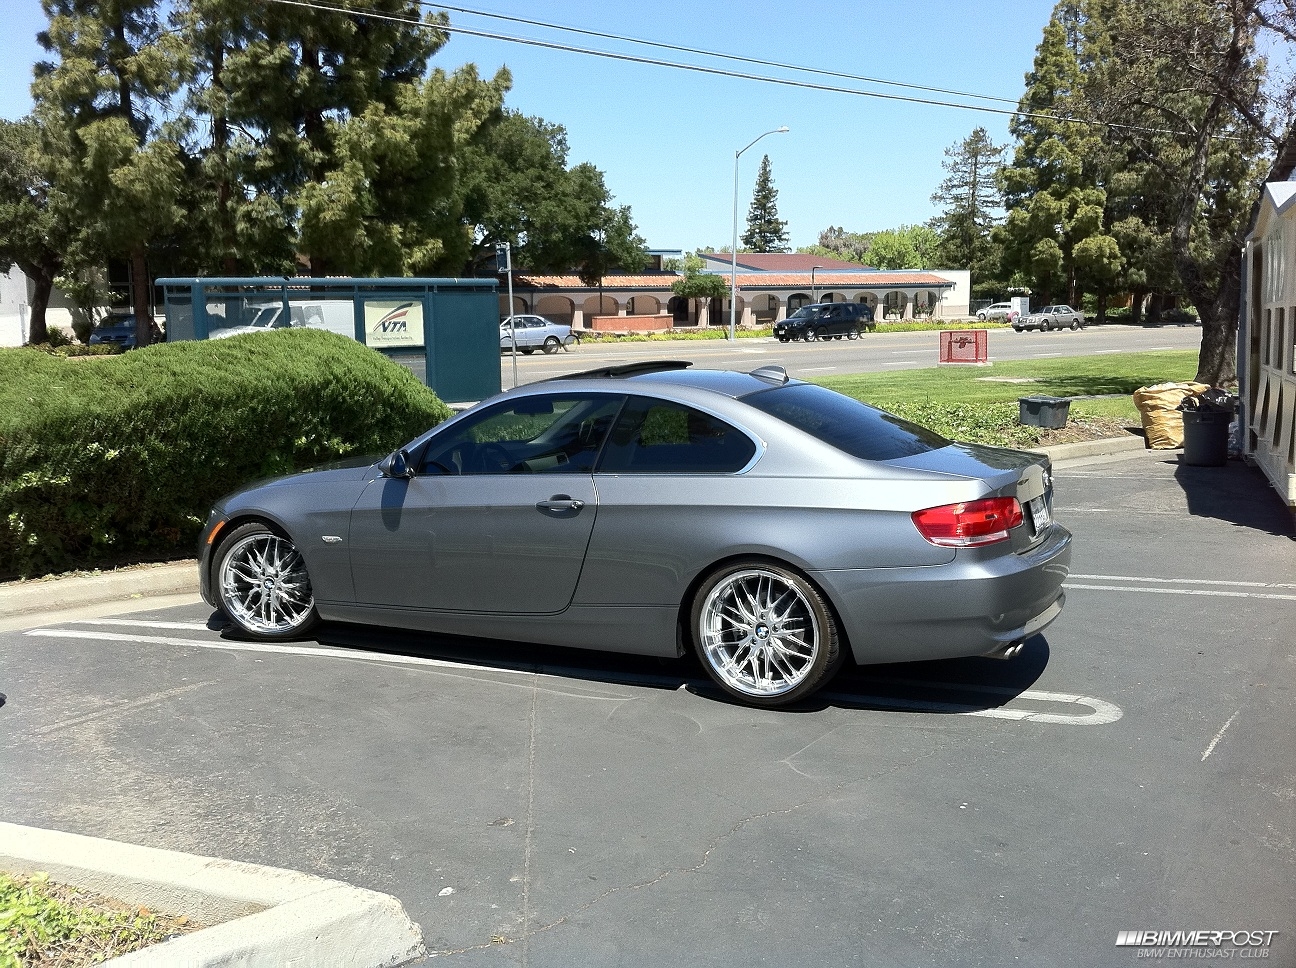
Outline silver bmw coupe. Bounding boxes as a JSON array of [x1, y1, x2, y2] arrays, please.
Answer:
[[199, 362, 1070, 707]]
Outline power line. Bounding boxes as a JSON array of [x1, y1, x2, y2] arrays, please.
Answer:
[[258, 0, 1243, 141], [423, 1, 1023, 108]]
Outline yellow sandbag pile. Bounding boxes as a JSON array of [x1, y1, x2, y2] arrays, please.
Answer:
[[1132, 382, 1210, 448]]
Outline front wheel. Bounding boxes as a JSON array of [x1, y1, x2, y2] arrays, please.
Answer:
[[690, 560, 843, 707], [215, 522, 319, 639], [803, 328, 817, 342]]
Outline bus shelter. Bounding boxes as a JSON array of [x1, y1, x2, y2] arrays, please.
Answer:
[[157, 276, 500, 404]]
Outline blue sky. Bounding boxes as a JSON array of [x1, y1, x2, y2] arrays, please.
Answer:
[[1, 0, 1058, 253]]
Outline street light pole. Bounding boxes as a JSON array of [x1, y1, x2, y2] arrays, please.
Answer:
[[497, 242, 517, 388], [811, 265, 824, 303], [730, 126, 789, 341]]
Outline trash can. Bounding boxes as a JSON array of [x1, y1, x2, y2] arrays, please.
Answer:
[[1180, 408, 1232, 466], [1019, 396, 1072, 429]]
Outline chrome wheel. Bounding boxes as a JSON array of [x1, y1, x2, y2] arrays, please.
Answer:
[[217, 526, 317, 638], [695, 566, 829, 701]]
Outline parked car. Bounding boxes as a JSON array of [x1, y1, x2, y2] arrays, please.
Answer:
[[210, 303, 309, 339], [1015, 305, 1085, 331], [88, 313, 162, 349], [773, 302, 875, 342], [501, 315, 577, 354], [199, 361, 1070, 708], [977, 302, 1019, 322]]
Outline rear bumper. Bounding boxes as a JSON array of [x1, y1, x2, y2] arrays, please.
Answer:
[[810, 524, 1072, 665]]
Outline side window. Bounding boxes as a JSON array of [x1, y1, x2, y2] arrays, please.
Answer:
[[598, 398, 757, 474], [418, 394, 624, 475]]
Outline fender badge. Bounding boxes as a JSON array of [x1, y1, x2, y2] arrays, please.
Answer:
[[321, 535, 343, 544]]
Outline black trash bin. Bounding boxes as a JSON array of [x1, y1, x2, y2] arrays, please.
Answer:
[[1181, 408, 1231, 466], [1019, 396, 1072, 429]]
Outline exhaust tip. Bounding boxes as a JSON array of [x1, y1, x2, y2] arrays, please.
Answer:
[[986, 641, 1024, 661]]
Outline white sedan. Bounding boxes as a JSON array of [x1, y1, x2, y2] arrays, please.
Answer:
[[500, 315, 577, 354]]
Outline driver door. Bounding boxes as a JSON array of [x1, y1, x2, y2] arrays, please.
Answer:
[[348, 393, 623, 613]]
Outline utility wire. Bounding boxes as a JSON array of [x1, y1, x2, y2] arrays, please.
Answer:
[[424, 1, 1023, 108], [259, 0, 1244, 141]]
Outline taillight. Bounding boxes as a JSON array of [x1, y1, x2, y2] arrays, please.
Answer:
[[911, 497, 1024, 547]]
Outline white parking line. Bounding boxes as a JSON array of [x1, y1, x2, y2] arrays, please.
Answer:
[[79, 619, 214, 631], [25, 627, 1123, 725], [883, 361, 920, 366], [1070, 574, 1296, 590], [1201, 708, 1241, 761], [1063, 583, 1296, 601], [1032, 353, 1064, 358]]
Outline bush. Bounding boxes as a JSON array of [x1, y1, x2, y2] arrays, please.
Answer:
[[0, 329, 453, 578]]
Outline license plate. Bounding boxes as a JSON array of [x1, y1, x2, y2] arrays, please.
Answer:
[[1029, 495, 1051, 531]]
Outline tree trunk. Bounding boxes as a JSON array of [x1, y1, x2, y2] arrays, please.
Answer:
[[1147, 292, 1165, 324], [130, 244, 153, 347], [1096, 291, 1108, 325], [1129, 288, 1147, 325], [1193, 258, 1241, 386], [24, 264, 54, 345], [212, 43, 238, 277]]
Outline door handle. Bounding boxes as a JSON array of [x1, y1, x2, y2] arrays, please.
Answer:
[[536, 495, 585, 513]]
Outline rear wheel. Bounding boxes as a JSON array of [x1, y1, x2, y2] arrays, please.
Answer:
[[690, 560, 843, 707], [215, 522, 318, 639], [847, 329, 859, 340], [542, 336, 560, 353], [1070, 319, 1081, 331]]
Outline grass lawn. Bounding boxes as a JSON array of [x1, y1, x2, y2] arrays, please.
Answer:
[[814, 350, 1200, 449]]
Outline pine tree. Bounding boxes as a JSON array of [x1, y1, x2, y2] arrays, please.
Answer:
[[33, 0, 187, 347], [930, 127, 1006, 285], [741, 155, 789, 253], [998, 9, 1118, 307]]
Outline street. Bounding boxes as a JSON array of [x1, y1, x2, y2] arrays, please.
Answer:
[[498, 323, 1204, 385], [1, 447, 1292, 967]]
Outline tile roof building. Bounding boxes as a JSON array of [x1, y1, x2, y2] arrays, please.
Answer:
[[506, 257, 971, 331]]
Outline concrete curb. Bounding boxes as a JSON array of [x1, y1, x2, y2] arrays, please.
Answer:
[[0, 560, 198, 617], [0, 822, 427, 968], [1030, 434, 1148, 463]]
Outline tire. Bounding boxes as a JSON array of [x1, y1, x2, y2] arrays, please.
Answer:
[[803, 327, 817, 342], [1013, 326, 1023, 332], [215, 522, 319, 640], [1070, 319, 1081, 331], [689, 560, 844, 707], [847, 329, 859, 340], [542, 336, 560, 354], [520, 346, 535, 355], [1041, 320, 1051, 332], [977, 312, 987, 320]]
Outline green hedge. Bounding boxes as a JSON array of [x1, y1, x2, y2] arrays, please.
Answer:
[[0, 329, 453, 579]]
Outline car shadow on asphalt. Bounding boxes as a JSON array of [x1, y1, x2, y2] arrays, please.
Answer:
[[1170, 457, 1295, 538], [216, 617, 1051, 716]]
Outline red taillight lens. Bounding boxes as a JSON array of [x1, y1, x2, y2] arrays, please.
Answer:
[[911, 497, 1024, 547]]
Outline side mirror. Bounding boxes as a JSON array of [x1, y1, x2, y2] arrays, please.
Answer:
[[381, 449, 414, 479]]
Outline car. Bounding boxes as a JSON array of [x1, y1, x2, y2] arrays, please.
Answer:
[[977, 302, 1019, 322], [1015, 305, 1085, 331], [198, 361, 1071, 708], [88, 314, 161, 349], [501, 315, 577, 354], [210, 303, 309, 339], [773, 303, 874, 342]]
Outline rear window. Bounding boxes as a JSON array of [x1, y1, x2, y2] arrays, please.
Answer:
[[745, 383, 949, 461]]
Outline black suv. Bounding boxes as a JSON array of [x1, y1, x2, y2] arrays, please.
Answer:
[[773, 302, 875, 342]]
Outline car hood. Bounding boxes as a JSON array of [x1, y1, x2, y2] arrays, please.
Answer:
[[214, 460, 380, 511]]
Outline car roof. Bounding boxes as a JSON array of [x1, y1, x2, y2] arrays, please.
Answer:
[[538, 361, 793, 399]]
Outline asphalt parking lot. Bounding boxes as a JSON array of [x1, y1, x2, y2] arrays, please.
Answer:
[[2, 448, 1293, 967]]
